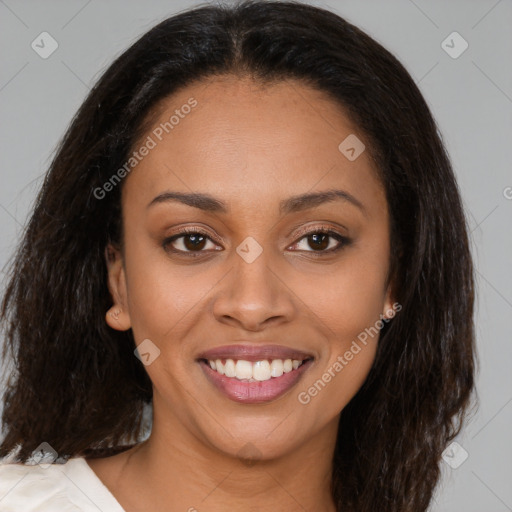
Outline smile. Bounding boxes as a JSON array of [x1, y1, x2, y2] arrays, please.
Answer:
[[205, 357, 307, 381], [197, 344, 314, 404]]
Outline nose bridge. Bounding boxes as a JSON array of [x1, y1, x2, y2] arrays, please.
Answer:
[[234, 239, 274, 297], [212, 236, 293, 330], [232, 237, 277, 310]]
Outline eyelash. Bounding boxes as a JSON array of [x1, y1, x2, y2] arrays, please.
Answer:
[[162, 225, 350, 258]]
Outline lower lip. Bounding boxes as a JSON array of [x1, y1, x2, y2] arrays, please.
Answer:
[[199, 359, 313, 404]]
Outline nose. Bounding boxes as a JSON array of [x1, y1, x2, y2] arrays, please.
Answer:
[[212, 247, 295, 332]]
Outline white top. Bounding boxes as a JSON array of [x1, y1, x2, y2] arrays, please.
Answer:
[[0, 457, 126, 511]]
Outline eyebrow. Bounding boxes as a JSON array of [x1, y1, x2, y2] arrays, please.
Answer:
[[147, 188, 366, 216]]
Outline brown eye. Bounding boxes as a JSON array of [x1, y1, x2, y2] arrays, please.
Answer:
[[291, 229, 349, 254], [181, 233, 208, 251], [306, 233, 330, 251], [163, 229, 219, 255]]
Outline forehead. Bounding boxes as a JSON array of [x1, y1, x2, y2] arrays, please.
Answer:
[[122, 75, 385, 216]]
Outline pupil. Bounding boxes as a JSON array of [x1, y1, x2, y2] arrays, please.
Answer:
[[185, 234, 206, 251], [310, 233, 328, 251]]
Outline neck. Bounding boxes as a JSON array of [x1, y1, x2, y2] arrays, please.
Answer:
[[114, 408, 339, 511]]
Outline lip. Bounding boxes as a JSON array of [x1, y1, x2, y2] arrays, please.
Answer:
[[196, 344, 314, 363], [196, 344, 315, 404], [199, 358, 313, 404]]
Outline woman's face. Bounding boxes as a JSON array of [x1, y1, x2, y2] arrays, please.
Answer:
[[107, 75, 394, 460]]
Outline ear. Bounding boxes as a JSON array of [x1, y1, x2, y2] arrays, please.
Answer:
[[382, 284, 395, 320], [105, 243, 132, 331], [381, 278, 401, 320], [381, 248, 402, 320]]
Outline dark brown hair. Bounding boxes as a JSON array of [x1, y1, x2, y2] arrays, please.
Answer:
[[0, 1, 476, 510]]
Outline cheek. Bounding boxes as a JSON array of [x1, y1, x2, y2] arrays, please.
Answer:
[[295, 289, 382, 420], [295, 240, 389, 411], [306, 278, 382, 404], [301, 341, 377, 420], [306, 248, 389, 349], [122, 238, 210, 343]]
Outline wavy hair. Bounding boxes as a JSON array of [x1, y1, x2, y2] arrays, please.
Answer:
[[0, 1, 476, 510]]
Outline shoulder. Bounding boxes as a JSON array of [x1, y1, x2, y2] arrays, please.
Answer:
[[0, 457, 123, 512], [0, 460, 80, 511]]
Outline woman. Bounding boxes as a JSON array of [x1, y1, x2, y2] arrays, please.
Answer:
[[0, 1, 476, 510]]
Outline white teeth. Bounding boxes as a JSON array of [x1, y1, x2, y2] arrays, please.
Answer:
[[224, 359, 236, 378], [270, 359, 284, 377], [235, 360, 253, 379], [253, 360, 271, 381], [207, 358, 306, 381]]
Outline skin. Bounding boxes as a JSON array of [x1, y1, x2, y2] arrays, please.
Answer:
[[87, 75, 395, 512]]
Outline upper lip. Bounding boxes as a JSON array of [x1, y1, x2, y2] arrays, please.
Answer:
[[197, 344, 314, 362]]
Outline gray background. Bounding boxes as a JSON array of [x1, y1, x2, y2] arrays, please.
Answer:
[[0, 0, 511, 511]]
